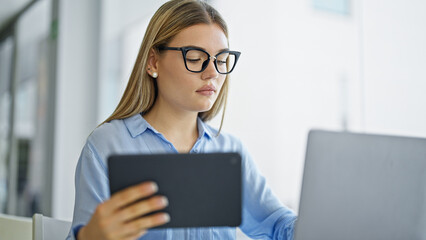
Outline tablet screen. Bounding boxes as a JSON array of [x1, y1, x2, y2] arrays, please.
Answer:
[[108, 152, 242, 228]]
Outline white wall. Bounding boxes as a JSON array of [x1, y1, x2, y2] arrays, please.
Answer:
[[362, 0, 426, 137], [52, 0, 100, 219]]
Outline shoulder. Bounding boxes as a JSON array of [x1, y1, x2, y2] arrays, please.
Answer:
[[84, 118, 134, 160], [75, 120, 127, 172], [88, 118, 128, 145], [92, 118, 128, 137]]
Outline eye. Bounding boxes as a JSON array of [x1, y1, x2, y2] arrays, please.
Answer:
[[217, 60, 227, 65], [186, 58, 201, 63], [216, 52, 229, 66], [186, 49, 207, 63]]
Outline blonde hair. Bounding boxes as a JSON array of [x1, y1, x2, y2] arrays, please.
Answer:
[[102, 0, 230, 133]]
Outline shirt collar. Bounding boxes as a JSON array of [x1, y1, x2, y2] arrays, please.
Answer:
[[123, 113, 213, 140], [123, 114, 152, 138], [197, 117, 213, 140]]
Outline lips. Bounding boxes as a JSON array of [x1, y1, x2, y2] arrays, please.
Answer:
[[196, 84, 217, 93]]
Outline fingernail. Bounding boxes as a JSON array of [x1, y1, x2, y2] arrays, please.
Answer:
[[162, 213, 170, 222], [161, 196, 168, 206], [150, 182, 158, 192]]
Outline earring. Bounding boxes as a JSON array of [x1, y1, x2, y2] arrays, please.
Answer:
[[152, 72, 158, 78]]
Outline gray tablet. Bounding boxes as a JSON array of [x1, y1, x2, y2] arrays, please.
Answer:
[[108, 152, 242, 228]]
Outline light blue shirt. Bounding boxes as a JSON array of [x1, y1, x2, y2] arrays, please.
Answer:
[[66, 114, 297, 239]]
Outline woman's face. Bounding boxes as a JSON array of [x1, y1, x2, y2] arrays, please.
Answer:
[[152, 23, 228, 115]]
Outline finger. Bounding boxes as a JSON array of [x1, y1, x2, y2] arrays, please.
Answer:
[[108, 182, 158, 212], [113, 213, 169, 239], [120, 229, 147, 240], [124, 212, 170, 232], [116, 195, 168, 223]]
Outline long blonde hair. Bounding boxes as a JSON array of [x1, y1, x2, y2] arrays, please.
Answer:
[[102, 0, 230, 133]]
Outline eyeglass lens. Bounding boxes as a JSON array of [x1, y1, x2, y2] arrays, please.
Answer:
[[185, 50, 236, 73]]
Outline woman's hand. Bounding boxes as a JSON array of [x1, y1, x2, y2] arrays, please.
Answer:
[[77, 181, 170, 240]]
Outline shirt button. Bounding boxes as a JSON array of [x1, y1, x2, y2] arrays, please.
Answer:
[[194, 149, 198, 153], [168, 144, 172, 148]]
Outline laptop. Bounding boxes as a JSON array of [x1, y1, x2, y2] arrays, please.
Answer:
[[295, 130, 426, 240], [108, 152, 241, 228]]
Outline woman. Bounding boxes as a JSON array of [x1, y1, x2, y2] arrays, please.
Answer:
[[67, 0, 297, 239]]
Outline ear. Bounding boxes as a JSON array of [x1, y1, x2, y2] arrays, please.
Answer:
[[146, 48, 160, 78]]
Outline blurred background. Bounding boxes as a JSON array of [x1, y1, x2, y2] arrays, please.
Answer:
[[0, 0, 425, 238]]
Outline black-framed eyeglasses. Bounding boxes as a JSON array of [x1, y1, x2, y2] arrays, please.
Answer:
[[158, 46, 241, 74]]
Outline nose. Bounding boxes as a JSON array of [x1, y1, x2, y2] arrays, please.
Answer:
[[201, 57, 219, 80]]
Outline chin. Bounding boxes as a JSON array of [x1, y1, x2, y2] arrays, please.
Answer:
[[197, 107, 213, 113], [194, 104, 214, 113], [191, 100, 215, 112]]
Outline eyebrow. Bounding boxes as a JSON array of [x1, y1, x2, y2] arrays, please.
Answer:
[[183, 45, 229, 53]]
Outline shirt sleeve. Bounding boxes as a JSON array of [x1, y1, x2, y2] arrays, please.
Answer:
[[239, 144, 297, 240], [66, 141, 110, 240]]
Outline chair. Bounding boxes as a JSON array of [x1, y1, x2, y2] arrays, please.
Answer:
[[0, 213, 32, 240], [32, 213, 72, 240]]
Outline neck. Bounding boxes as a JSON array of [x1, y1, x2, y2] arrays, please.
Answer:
[[143, 100, 199, 152]]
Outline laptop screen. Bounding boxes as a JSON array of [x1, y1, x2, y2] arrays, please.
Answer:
[[295, 130, 426, 240]]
